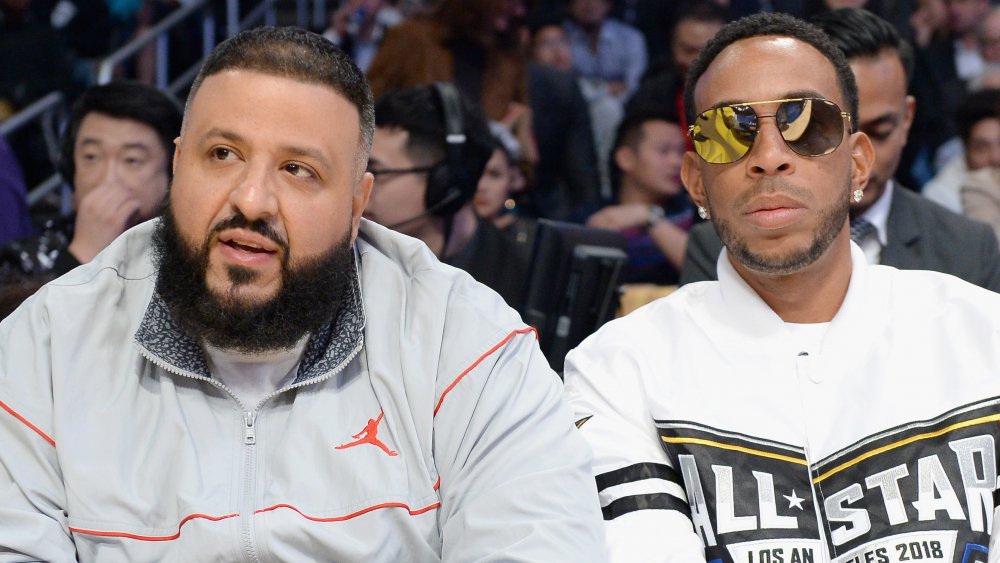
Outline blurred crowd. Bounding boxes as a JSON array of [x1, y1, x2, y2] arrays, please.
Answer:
[[5, 0, 1000, 317]]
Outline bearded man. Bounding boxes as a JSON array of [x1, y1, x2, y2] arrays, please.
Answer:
[[0, 26, 604, 560]]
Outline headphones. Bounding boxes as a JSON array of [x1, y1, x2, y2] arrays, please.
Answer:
[[424, 82, 471, 217]]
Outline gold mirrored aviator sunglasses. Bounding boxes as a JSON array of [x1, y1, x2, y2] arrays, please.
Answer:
[[688, 97, 852, 165]]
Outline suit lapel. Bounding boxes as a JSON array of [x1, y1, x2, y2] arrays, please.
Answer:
[[880, 186, 922, 269]]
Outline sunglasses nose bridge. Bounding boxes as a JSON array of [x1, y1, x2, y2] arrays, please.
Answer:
[[741, 110, 799, 172], [753, 112, 781, 131]]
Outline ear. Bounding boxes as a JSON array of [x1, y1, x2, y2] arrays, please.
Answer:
[[614, 145, 635, 174], [172, 136, 181, 176], [848, 131, 875, 196], [351, 171, 375, 242], [681, 151, 708, 212], [901, 95, 916, 138]]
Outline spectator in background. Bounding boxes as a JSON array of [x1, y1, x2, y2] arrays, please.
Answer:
[[968, 7, 1000, 90], [473, 130, 536, 262], [922, 88, 1000, 213], [365, 83, 530, 310], [0, 81, 181, 277], [586, 107, 693, 285], [563, 0, 647, 103], [667, 2, 729, 80], [638, 2, 729, 140], [0, 0, 81, 119], [612, 0, 673, 61], [521, 11, 602, 221], [0, 136, 32, 245], [960, 164, 1000, 241], [976, 5, 1000, 64], [681, 7, 1000, 294], [945, 0, 991, 80], [322, 0, 403, 73], [366, 0, 536, 167], [529, 13, 617, 205], [903, 0, 965, 189]]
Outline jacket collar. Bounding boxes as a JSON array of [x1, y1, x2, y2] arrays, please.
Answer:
[[703, 242, 879, 358], [134, 254, 366, 384]]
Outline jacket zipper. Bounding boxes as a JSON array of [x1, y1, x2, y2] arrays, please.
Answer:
[[136, 344, 262, 560], [135, 338, 364, 559], [242, 410, 259, 562]]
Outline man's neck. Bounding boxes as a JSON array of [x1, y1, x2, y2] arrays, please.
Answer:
[[730, 234, 854, 323], [440, 205, 478, 259], [619, 181, 662, 206]]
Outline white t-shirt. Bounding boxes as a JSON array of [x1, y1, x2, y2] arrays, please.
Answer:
[[204, 336, 309, 410]]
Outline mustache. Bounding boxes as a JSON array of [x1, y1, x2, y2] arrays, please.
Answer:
[[210, 212, 288, 253], [734, 178, 812, 210]]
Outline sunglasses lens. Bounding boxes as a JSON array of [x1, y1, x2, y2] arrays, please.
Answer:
[[690, 105, 757, 164], [690, 98, 847, 164], [778, 98, 845, 157]]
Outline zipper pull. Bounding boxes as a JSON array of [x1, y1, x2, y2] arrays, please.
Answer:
[[244, 411, 257, 445]]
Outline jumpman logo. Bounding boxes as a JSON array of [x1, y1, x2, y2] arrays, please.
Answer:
[[336, 410, 397, 456]]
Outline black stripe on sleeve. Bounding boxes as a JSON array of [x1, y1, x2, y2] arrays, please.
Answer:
[[601, 492, 691, 521], [595, 462, 682, 492]]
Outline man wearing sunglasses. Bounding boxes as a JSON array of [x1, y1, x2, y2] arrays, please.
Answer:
[[679, 8, 1000, 293], [564, 11, 1000, 562]]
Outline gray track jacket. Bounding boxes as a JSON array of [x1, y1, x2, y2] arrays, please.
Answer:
[[0, 219, 605, 562]]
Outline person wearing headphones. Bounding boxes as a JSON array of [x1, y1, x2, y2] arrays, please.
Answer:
[[365, 83, 531, 310], [0, 80, 181, 277]]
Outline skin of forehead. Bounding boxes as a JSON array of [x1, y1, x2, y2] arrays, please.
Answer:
[[694, 35, 844, 111]]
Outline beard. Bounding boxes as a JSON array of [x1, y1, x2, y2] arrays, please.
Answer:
[[712, 177, 850, 276], [151, 206, 355, 354]]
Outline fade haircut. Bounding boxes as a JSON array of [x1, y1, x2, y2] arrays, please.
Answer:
[[610, 103, 681, 195], [373, 84, 494, 202], [185, 26, 374, 179], [684, 12, 859, 132], [809, 8, 914, 84]]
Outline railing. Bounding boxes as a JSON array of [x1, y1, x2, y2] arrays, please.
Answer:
[[96, 0, 279, 97], [96, 0, 217, 97], [0, 92, 70, 210], [4, 0, 312, 212], [227, 0, 279, 38]]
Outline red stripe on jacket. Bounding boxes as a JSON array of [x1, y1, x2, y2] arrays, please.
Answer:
[[69, 512, 239, 541], [433, 327, 537, 416], [0, 399, 55, 446]]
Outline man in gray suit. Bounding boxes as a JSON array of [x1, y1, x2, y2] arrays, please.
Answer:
[[679, 8, 1000, 292]]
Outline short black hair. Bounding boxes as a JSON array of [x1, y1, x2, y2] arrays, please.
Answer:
[[615, 99, 681, 153], [186, 26, 374, 178], [63, 81, 182, 182], [809, 8, 914, 83], [374, 84, 494, 208], [683, 12, 858, 132], [609, 101, 681, 194], [956, 88, 1000, 144]]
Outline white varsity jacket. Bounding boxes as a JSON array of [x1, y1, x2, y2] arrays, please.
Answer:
[[565, 243, 1000, 563]]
